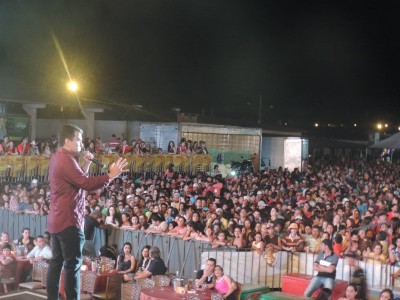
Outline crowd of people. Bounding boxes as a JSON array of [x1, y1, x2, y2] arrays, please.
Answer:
[[0, 135, 58, 157], [4, 159, 400, 261], [0, 133, 210, 157], [2, 156, 400, 298]]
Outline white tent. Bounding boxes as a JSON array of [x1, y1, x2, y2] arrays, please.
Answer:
[[369, 132, 400, 149]]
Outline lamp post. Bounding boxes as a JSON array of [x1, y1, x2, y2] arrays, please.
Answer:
[[67, 80, 78, 92]]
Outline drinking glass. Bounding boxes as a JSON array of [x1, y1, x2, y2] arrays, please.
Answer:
[[201, 283, 207, 294]]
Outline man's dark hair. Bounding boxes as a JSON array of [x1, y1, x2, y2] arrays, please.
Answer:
[[150, 214, 162, 222], [208, 257, 217, 266], [59, 124, 83, 147]]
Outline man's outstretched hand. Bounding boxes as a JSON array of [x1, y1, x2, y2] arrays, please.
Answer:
[[108, 157, 129, 180]]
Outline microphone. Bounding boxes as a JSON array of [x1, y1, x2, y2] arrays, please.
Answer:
[[89, 158, 105, 168]]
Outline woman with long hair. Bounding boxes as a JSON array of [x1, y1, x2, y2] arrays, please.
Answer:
[[105, 205, 120, 228], [167, 141, 176, 154], [116, 242, 137, 282], [137, 245, 151, 272], [338, 284, 359, 300], [17, 227, 35, 252]]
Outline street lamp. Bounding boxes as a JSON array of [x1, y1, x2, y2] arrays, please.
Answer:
[[377, 123, 382, 130], [67, 80, 78, 92]]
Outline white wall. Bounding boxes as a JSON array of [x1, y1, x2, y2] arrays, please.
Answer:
[[36, 119, 87, 140], [262, 136, 285, 169]]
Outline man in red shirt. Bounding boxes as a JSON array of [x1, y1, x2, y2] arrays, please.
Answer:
[[46, 124, 128, 300]]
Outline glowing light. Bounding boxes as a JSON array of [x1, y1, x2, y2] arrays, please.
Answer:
[[314, 123, 319, 127], [398, 126, 400, 131], [67, 81, 78, 92], [354, 124, 357, 127], [377, 123, 382, 130], [385, 123, 388, 128]]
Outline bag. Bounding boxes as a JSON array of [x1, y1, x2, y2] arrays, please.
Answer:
[[99, 244, 118, 263]]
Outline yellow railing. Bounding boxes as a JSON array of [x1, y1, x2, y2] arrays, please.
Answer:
[[0, 154, 212, 182]]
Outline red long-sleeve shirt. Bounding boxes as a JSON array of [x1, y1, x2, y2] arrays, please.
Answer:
[[47, 148, 110, 233]]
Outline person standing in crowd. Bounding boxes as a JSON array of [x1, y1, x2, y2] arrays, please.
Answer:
[[46, 124, 128, 300], [83, 209, 107, 257], [16, 136, 30, 155], [282, 222, 304, 252], [304, 239, 339, 297]]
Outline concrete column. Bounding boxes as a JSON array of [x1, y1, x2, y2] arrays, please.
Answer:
[[23, 103, 46, 141], [82, 108, 104, 139]]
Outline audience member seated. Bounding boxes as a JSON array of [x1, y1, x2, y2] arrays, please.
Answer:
[[133, 246, 166, 280], [137, 245, 151, 272], [16, 227, 35, 253], [0, 243, 17, 293], [210, 265, 237, 300], [0, 232, 15, 253], [196, 257, 216, 288], [24, 235, 52, 282], [116, 242, 136, 282]]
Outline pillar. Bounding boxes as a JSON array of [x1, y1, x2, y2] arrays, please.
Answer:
[[82, 108, 104, 139], [23, 103, 46, 141]]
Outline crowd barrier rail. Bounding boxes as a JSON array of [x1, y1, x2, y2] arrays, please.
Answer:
[[1, 209, 398, 290], [0, 154, 211, 183]]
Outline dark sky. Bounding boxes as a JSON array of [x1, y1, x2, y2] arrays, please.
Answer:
[[1, 0, 399, 128]]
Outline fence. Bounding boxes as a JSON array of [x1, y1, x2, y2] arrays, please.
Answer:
[[1, 209, 398, 290], [0, 154, 211, 183]]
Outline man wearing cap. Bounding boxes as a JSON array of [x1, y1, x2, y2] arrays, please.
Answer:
[[282, 222, 304, 252], [30, 140, 40, 156], [304, 239, 339, 297]]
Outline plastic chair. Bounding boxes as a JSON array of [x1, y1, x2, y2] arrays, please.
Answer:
[[0, 261, 17, 294], [19, 260, 49, 290], [121, 282, 141, 300], [233, 281, 243, 300]]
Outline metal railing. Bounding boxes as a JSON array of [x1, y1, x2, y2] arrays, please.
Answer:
[[1, 209, 398, 289], [0, 154, 211, 183]]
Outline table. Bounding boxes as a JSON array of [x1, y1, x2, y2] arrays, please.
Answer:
[[140, 286, 213, 300]]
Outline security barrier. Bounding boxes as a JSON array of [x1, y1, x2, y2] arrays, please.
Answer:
[[0, 154, 211, 182], [1, 209, 397, 290]]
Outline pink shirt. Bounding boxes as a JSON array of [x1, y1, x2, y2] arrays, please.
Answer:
[[215, 276, 230, 294], [47, 148, 110, 233]]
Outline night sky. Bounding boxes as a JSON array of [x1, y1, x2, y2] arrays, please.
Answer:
[[1, 1, 399, 129]]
